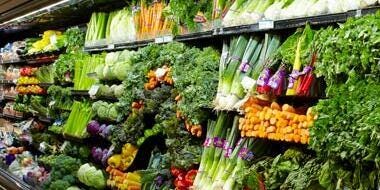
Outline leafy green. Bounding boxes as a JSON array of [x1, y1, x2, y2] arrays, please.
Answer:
[[64, 27, 85, 53], [276, 24, 315, 66], [43, 155, 81, 190], [314, 12, 380, 87], [167, 0, 213, 34], [173, 47, 219, 125]]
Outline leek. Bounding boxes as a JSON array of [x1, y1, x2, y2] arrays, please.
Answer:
[[218, 36, 249, 109]]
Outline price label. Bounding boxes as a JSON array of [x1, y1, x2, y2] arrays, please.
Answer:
[[49, 101, 56, 107], [87, 72, 97, 78], [154, 37, 164, 44], [50, 35, 57, 45], [163, 35, 173, 43], [258, 20, 274, 30], [88, 85, 100, 97], [107, 44, 115, 49], [355, 9, 362, 18]]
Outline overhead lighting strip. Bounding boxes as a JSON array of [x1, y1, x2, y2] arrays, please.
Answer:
[[0, 0, 71, 26]]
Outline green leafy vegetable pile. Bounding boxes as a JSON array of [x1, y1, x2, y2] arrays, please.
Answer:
[[42, 155, 82, 190], [310, 12, 380, 190], [314, 12, 380, 87]]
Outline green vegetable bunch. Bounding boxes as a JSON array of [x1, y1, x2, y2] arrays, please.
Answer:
[[64, 27, 85, 53], [173, 47, 219, 125], [310, 78, 380, 189], [92, 101, 124, 122], [43, 155, 81, 190], [314, 12, 380, 87]]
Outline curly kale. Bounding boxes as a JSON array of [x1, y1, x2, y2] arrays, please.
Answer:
[[173, 47, 219, 125]]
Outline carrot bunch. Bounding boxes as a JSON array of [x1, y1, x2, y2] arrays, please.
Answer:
[[239, 99, 315, 144], [106, 167, 141, 190], [175, 95, 202, 137], [144, 65, 173, 90], [135, 1, 173, 40]]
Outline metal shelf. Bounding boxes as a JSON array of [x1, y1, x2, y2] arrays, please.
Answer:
[[0, 168, 35, 190], [84, 6, 380, 53], [0, 59, 26, 66]]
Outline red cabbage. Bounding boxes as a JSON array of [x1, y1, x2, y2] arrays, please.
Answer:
[[87, 120, 100, 136]]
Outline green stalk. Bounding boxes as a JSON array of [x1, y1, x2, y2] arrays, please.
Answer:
[[229, 36, 261, 100], [193, 120, 216, 187], [219, 36, 249, 109], [221, 35, 249, 94], [214, 41, 230, 107], [197, 112, 231, 187], [210, 116, 240, 189]]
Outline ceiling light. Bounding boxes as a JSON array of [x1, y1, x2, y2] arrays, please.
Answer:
[[1, 0, 71, 25]]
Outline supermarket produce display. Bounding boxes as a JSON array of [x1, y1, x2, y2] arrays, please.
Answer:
[[0, 0, 379, 190]]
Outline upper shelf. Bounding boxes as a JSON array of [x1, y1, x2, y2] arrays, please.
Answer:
[[84, 6, 379, 53]]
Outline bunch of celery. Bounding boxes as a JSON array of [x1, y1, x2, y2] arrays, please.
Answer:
[[85, 12, 108, 44], [108, 9, 136, 43], [193, 113, 266, 189], [214, 34, 281, 110], [73, 54, 104, 90], [63, 101, 93, 139], [223, 0, 274, 27]]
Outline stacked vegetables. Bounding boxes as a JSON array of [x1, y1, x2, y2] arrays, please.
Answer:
[[239, 97, 315, 144], [92, 101, 124, 122], [107, 143, 138, 171], [77, 163, 107, 189], [193, 113, 267, 189], [63, 101, 93, 139], [73, 53, 103, 90], [107, 168, 141, 190], [35, 65, 55, 84], [135, 1, 172, 39], [85, 12, 108, 45], [95, 50, 135, 81], [108, 9, 136, 43], [26, 30, 65, 54], [214, 34, 281, 110]]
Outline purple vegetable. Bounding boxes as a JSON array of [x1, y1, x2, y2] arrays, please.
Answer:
[[99, 125, 113, 138], [91, 147, 103, 161], [101, 149, 110, 166], [87, 120, 100, 136], [5, 154, 15, 165]]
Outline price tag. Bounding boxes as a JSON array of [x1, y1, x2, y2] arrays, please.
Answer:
[[355, 9, 362, 18], [88, 85, 100, 97], [241, 76, 256, 91], [258, 20, 274, 30], [163, 35, 173, 43], [107, 44, 115, 49], [87, 72, 97, 78], [154, 37, 164, 44], [49, 101, 56, 107], [50, 35, 57, 45]]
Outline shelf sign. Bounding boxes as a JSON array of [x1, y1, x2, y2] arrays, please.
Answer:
[[259, 20, 274, 30], [87, 72, 97, 78], [155, 35, 173, 44], [107, 44, 115, 49], [154, 37, 164, 44], [355, 9, 362, 17], [163, 35, 173, 43], [88, 85, 100, 97]]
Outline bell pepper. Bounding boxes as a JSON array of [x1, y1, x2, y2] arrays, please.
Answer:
[[121, 143, 138, 157], [170, 166, 185, 177], [184, 169, 197, 185], [108, 155, 122, 169]]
